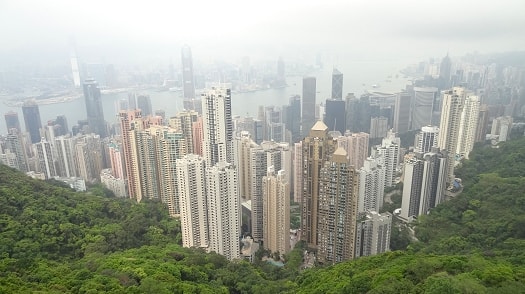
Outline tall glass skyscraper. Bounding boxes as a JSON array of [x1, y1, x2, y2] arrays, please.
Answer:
[[4, 111, 21, 133], [324, 99, 346, 134], [301, 77, 316, 137], [331, 68, 343, 100], [22, 101, 42, 144], [83, 78, 107, 137], [181, 45, 195, 99]]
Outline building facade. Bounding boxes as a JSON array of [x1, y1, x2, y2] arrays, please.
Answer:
[[438, 87, 465, 186], [357, 157, 385, 214], [201, 87, 233, 166], [302, 77, 317, 137], [355, 211, 392, 258], [83, 79, 107, 137], [317, 147, 358, 264], [206, 162, 241, 260], [177, 154, 209, 249], [22, 101, 42, 144], [301, 121, 337, 249], [262, 168, 290, 254]]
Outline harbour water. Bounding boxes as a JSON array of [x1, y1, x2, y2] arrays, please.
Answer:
[[0, 60, 414, 134]]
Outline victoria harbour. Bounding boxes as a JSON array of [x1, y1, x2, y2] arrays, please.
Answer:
[[0, 60, 412, 134]]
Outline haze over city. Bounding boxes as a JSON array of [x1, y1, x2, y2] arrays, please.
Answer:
[[1, 1, 525, 291], [1, 0, 524, 65]]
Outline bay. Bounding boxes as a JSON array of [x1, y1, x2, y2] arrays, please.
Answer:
[[1, 60, 412, 134]]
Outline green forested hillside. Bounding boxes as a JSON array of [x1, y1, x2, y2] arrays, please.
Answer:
[[295, 137, 525, 293], [415, 138, 525, 262], [1, 137, 525, 293]]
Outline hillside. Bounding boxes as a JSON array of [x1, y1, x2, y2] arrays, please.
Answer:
[[1, 137, 525, 293], [415, 138, 525, 262]]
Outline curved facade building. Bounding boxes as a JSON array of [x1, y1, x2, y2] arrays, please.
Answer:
[[411, 87, 437, 130]]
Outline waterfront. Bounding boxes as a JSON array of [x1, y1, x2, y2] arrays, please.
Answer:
[[0, 60, 413, 134]]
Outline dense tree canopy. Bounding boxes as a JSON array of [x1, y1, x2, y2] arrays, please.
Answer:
[[415, 137, 525, 263], [0, 137, 524, 293]]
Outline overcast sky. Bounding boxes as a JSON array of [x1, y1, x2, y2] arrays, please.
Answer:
[[1, 0, 524, 66]]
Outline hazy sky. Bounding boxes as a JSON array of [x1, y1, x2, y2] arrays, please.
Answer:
[[1, 0, 524, 65]]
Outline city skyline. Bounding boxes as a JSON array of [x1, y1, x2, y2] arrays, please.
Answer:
[[0, 0, 524, 266]]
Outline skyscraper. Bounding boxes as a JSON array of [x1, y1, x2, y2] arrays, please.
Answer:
[[438, 87, 465, 186], [108, 142, 124, 179], [284, 95, 301, 143], [400, 150, 447, 222], [69, 37, 81, 87], [301, 121, 337, 248], [346, 94, 371, 133], [128, 93, 137, 110], [4, 111, 21, 133], [233, 132, 256, 200], [35, 139, 57, 179], [336, 132, 369, 170], [0, 150, 19, 170], [456, 94, 480, 159], [119, 109, 142, 199], [201, 87, 233, 166], [192, 116, 204, 156], [293, 141, 302, 204], [393, 92, 411, 133], [415, 126, 439, 154], [355, 211, 392, 258], [100, 169, 127, 198], [206, 162, 241, 260], [411, 87, 437, 130], [302, 77, 317, 137], [129, 119, 158, 202], [153, 126, 187, 216], [317, 147, 358, 264], [263, 167, 290, 254], [358, 157, 385, 214], [249, 141, 291, 242], [136, 95, 153, 117], [5, 130, 28, 172], [420, 149, 448, 212], [54, 115, 69, 136], [75, 134, 104, 183], [399, 154, 425, 222], [126, 119, 185, 213], [55, 135, 77, 178], [170, 110, 199, 154], [83, 78, 107, 137], [370, 117, 388, 139], [263, 106, 285, 142], [372, 131, 400, 188], [439, 53, 452, 89], [324, 99, 346, 134], [177, 154, 209, 249], [331, 68, 343, 100], [475, 104, 489, 142], [181, 45, 196, 110], [491, 116, 513, 143], [22, 101, 42, 144]]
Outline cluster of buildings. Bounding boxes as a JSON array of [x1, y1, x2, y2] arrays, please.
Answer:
[[1, 50, 524, 266]]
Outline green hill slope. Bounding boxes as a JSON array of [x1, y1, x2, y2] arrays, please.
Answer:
[[1, 137, 524, 293]]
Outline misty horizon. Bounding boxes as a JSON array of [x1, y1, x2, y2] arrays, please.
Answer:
[[1, 0, 524, 67]]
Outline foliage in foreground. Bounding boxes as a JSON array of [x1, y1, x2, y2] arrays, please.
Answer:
[[0, 137, 524, 293], [414, 137, 525, 263]]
